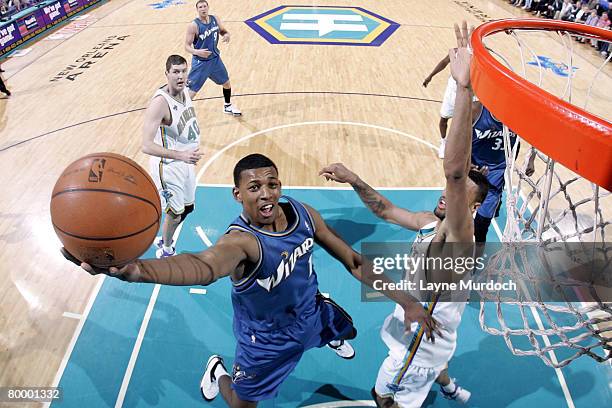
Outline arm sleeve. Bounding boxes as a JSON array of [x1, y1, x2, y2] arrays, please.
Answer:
[[135, 253, 221, 286]]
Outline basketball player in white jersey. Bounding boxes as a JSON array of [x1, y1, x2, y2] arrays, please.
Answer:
[[423, 55, 453, 159], [142, 55, 203, 258], [321, 22, 488, 407]]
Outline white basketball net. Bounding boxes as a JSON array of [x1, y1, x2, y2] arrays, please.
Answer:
[[477, 28, 612, 368]]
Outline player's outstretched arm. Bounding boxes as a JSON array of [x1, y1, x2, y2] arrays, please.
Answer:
[[62, 231, 258, 286], [303, 203, 441, 341], [423, 54, 451, 87], [319, 163, 436, 231], [141, 96, 202, 164], [442, 22, 474, 243]]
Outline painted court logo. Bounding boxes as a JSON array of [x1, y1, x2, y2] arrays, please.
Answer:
[[246, 5, 399, 46], [148, 0, 184, 10], [527, 55, 579, 77]]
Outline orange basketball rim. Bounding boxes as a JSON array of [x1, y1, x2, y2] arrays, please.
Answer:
[[470, 19, 612, 191]]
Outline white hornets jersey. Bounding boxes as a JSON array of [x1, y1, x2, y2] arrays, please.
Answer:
[[381, 221, 469, 369], [153, 87, 200, 163]]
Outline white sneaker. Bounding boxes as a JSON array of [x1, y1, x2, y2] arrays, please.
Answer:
[[440, 380, 471, 404], [200, 355, 227, 401], [154, 236, 163, 249], [438, 139, 446, 159], [155, 246, 175, 258], [223, 104, 242, 116], [327, 339, 355, 359]]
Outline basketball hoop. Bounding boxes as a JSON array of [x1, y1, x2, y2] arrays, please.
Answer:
[[470, 19, 612, 368], [471, 19, 611, 190]]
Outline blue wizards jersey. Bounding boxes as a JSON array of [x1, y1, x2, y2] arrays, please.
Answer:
[[228, 196, 319, 332], [472, 106, 517, 171], [192, 16, 221, 61]]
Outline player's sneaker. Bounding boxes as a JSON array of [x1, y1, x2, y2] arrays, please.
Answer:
[[154, 236, 164, 249], [440, 380, 471, 404], [155, 246, 175, 258], [223, 104, 242, 116], [438, 138, 446, 159], [327, 339, 355, 359], [200, 355, 228, 402]]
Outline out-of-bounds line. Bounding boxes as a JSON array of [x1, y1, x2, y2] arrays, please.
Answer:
[[190, 288, 207, 295], [197, 121, 437, 182], [114, 284, 161, 408], [490, 218, 575, 408], [44, 275, 106, 408], [114, 222, 185, 407]]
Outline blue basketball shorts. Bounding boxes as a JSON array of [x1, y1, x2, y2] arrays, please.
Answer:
[[187, 56, 229, 92], [477, 167, 505, 219], [230, 293, 356, 401]]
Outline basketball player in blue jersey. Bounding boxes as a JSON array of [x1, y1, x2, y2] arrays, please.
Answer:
[[185, 0, 241, 116], [141, 55, 203, 258], [62, 155, 440, 407], [471, 102, 535, 242], [321, 22, 488, 407]]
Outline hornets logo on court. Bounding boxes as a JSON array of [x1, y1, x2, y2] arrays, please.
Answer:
[[246, 6, 399, 46], [256, 237, 314, 291]]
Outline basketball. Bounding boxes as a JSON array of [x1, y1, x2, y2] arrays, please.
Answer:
[[50, 153, 161, 268]]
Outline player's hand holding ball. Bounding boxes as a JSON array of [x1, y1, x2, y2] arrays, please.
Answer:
[[51, 153, 161, 269], [61, 247, 142, 282]]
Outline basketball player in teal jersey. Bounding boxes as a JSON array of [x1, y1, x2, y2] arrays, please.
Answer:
[[141, 55, 203, 258], [185, 0, 241, 116]]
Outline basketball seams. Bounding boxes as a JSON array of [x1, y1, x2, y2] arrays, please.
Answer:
[[53, 219, 160, 241], [52, 188, 160, 218]]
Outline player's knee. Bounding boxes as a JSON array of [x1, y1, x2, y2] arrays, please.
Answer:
[[179, 204, 194, 223], [222, 80, 231, 89], [474, 213, 492, 243]]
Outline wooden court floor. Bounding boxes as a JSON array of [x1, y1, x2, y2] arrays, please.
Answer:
[[0, 0, 610, 406]]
